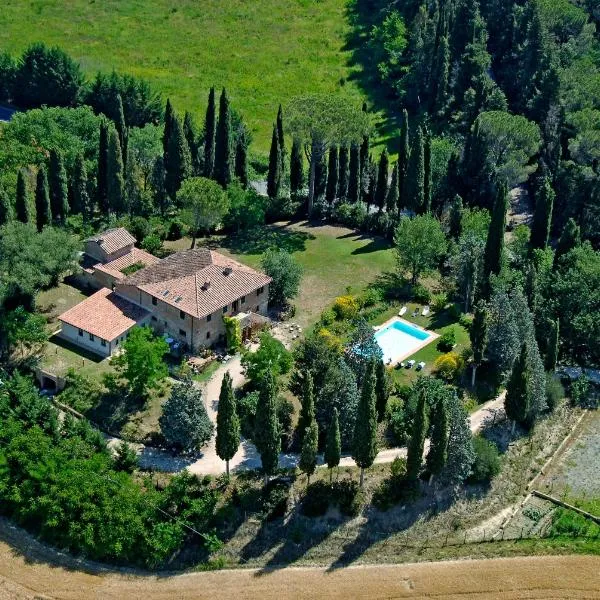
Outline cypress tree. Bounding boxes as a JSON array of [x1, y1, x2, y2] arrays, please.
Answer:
[[214, 87, 232, 187], [360, 134, 370, 201], [337, 145, 349, 202], [325, 408, 341, 483], [114, 93, 128, 166], [48, 149, 69, 224], [407, 126, 425, 213], [107, 128, 125, 214], [554, 218, 581, 266], [426, 397, 449, 483], [315, 152, 327, 202], [348, 143, 361, 204], [505, 342, 530, 430], [203, 87, 216, 178], [424, 131, 432, 213], [183, 111, 200, 175], [406, 388, 427, 483], [234, 137, 249, 188], [35, 165, 51, 232], [545, 319, 559, 372], [290, 137, 304, 198], [374, 149, 389, 212], [398, 109, 410, 209], [365, 157, 377, 208], [470, 303, 488, 387], [524, 262, 537, 314], [297, 372, 315, 447], [386, 163, 399, 214], [0, 186, 12, 226], [352, 360, 378, 487], [97, 121, 109, 214], [151, 156, 169, 215], [254, 370, 281, 483], [15, 170, 30, 224], [216, 371, 240, 477], [530, 177, 554, 251], [165, 116, 191, 201], [374, 360, 389, 422], [448, 194, 463, 239], [325, 146, 339, 206], [267, 124, 281, 199], [482, 181, 509, 296], [276, 103, 285, 173], [433, 36, 450, 113], [71, 153, 90, 219], [299, 420, 318, 485], [162, 98, 174, 160]]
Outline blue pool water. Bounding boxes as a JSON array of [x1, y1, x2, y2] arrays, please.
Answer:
[[375, 319, 432, 363]]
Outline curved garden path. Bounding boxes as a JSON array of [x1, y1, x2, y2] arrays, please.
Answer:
[[108, 357, 506, 476]]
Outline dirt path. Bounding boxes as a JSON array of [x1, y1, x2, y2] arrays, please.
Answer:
[[0, 520, 597, 600]]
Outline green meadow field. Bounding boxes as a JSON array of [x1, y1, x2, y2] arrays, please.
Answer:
[[0, 0, 369, 154]]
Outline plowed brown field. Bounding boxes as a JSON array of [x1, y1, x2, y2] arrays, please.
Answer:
[[1, 519, 598, 600]]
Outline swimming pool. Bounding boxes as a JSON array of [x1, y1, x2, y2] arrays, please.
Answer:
[[374, 318, 434, 364]]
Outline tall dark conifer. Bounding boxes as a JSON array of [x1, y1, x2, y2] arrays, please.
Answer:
[[407, 126, 425, 213], [183, 111, 200, 175], [203, 87, 216, 178], [214, 87, 232, 187], [554, 218, 580, 266], [71, 153, 90, 219], [481, 181, 509, 297], [48, 149, 69, 224], [386, 162, 399, 214], [398, 109, 410, 208], [165, 116, 191, 201], [337, 145, 349, 201], [107, 128, 125, 214], [290, 138, 304, 198], [267, 124, 281, 200], [360, 134, 370, 201], [162, 98, 174, 162], [325, 146, 339, 206], [530, 177, 554, 251], [374, 150, 389, 212], [35, 165, 51, 232], [352, 360, 378, 487], [114, 93, 128, 166], [348, 143, 361, 204], [276, 104, 285, 173], [545, 320, 559, 372], [424, 131, 432, 212], [234, 137, 249, 188], [97, 121, 109, 214], [216, 372, 240, 477], [15, 170, 30, 224], [254, 370, 281, 483], [407, 388, 427, 483], [426, 397, 449, 482]]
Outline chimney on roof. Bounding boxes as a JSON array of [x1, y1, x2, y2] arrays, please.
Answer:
[[223, 266, 233, 276], [202, 278, 211, 290]]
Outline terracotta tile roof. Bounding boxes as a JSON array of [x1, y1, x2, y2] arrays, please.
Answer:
[[85, 228, 136, 255], [119, 248, 271, 319], [59, 288, 149, 341], [94, 248, 161, 280]]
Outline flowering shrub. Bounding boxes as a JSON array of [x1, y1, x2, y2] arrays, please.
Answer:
[[332, 295, 360, 320], [434, 352, 463, 381]]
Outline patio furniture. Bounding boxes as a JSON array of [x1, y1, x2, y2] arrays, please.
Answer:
[[412, 309, 419, 317], [399, 306, 407, 316], [407, 360, 416, 368], [416, 361, 426, 371], [421, 306, 430, 316]]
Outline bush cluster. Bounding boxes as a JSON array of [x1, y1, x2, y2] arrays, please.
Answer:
[[300, 479, 364, 518]]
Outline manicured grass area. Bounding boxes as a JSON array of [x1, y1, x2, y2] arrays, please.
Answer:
[[41, 335, 114, 381], [0, 0, 370, 154], [192, 361, 220, 384], [36, 282, 90, 333], [165, 221, 397, 329]]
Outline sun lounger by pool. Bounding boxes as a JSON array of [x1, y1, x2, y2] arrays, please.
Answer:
[[399, 306, 407, 316], [416, 361, 426, 371], [407, 360, 416, 368], [421, 306, 430, 316]]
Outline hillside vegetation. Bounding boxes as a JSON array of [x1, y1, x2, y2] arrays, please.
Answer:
[[0, 0, 366, 153]]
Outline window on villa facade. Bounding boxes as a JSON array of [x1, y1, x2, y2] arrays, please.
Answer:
[[222, 305, 227, 314], [152, 297, 157, 306], [78, 329, 83, 336], [179, 329, 187, 337], [89, 333, 95, 341], [179, 310, 185, 320], [207, 313, 212, 322], [257, 286, 264, 295], [206, 331, 210, 339], [151, 316, 157, 322], [241, 295, 246, 304], [101, 339, 106, 347]]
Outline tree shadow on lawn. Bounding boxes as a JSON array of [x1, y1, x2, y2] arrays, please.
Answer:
[[210, 225, 315, 257], [86, 381, 145, 436], [350, 237, 393, 255], [342, 0, 401, 152]]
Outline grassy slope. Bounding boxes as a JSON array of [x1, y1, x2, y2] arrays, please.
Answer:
[[0, 0, 367, 153]]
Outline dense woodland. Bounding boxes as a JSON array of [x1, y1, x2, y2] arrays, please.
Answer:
[[0, 0, 599, 570]]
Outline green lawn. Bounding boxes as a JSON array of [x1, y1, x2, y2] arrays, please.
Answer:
[[0, 0, 371, 154], [36, 282, 90, 333], [165, 221, 397, 329]]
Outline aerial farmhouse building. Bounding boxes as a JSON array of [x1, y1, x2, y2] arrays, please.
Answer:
[[58, 230, 271, 357]]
